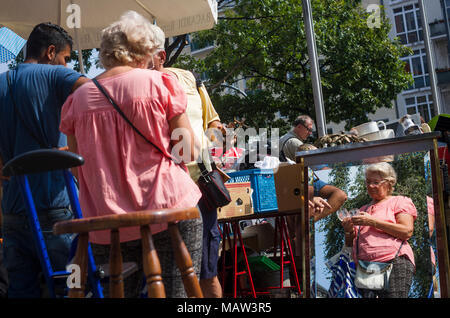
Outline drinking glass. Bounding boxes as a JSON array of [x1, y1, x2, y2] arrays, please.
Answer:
[[336, 208, 349, 221], [348, 208, 360, 217]]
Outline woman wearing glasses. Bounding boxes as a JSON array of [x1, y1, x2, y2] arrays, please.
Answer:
[[342, 162, 417, 298]]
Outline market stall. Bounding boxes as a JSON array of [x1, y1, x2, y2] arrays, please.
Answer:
[[216, 163, 306, 298]]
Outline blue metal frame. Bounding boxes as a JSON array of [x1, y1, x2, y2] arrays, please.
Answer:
[[17, 170, 103, 298], [63, 170, 104, 298], [17, 175, 61, 298]]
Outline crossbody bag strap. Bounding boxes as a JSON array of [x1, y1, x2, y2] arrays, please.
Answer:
[[6, 71, 51, 149], [197, 150, 218, 179], [91, 78, 175, 162]]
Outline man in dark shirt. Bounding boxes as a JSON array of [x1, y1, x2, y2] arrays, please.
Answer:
[[0, 22, 88, 297]]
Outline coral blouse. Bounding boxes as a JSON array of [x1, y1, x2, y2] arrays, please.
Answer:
[[353, 196, 417, 266], [60, 68, 202, 244]]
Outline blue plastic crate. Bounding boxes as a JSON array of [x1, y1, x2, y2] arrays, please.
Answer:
[[227, 169, 278, 213]]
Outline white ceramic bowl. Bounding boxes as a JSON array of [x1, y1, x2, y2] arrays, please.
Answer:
[[352, 121, 386, 136], [361, 129, 395, 141]]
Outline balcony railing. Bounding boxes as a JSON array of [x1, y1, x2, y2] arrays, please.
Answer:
[[437, 69, 450, 85], [429, 20, 447, 38]]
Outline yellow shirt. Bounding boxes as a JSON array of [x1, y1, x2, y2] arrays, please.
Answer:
[[165, 68, 220, 182]]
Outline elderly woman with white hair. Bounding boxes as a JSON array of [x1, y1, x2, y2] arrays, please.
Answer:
[[59, 11, 203, 297], [342, 162, 417, 298]]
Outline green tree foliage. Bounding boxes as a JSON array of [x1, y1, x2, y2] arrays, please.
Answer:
[[70, 49, 95, 73], [175, 0, 413, 130], [321, 153, 433, 297]]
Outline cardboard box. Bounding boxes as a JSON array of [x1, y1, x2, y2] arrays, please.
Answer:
[[273, 163, 305, 212], [241, 222, 276, 252], [217, 182, 254, 219]]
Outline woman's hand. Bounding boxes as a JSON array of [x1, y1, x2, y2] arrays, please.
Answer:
[[351, 212, 378, 228], [352, 211, 414, 241], [341, 217, 354, 233], [342, 217, 355, 246]]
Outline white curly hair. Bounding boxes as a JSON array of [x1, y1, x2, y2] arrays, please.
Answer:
[[99, 10, 165, 68], [365, 162, 397, 195]]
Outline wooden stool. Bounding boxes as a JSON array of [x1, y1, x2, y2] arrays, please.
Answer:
[[53, 207, 203, 298]]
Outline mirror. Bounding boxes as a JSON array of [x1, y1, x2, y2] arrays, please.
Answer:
[[309, 150, 440, 298]]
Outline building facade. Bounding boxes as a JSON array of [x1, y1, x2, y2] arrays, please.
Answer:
[[185, 0, 450, 133], [363, 0, 450, 122]]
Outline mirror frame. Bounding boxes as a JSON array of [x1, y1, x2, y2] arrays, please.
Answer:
[[295, 132, 450, 298]]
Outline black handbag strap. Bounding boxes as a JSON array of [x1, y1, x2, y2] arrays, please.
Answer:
[[197, 151, 218, 178], [91, 78, 177, 163], [6, 70, 51, 149]]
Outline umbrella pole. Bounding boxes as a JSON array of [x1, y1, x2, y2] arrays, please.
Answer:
[[77, 46, 85, 74], [302, 0, 326, 137], [73, 26, 85, 74]]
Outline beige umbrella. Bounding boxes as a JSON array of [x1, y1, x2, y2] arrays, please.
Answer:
[[0, 0, 218, 72]]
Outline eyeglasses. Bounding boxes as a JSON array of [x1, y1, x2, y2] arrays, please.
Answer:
[[366, 179, 387, 186], [300, 123, 313, 133]]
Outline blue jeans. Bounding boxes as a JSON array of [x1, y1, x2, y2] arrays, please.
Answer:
[[2, 208, 73, 298], [198, 198, 221, 279]]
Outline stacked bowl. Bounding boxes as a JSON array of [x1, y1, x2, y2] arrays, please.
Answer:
[[352, 120, 395, 141], [352, 121, 395, 163]]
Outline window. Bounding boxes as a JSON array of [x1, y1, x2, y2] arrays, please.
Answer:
[[392, 3, 423, 45], [405, 94, 434, 122], [402, 49, 429, 90]]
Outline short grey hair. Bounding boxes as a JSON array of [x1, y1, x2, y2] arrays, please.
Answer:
[[293, 115, 313, 127], [365, 162, 397, 194], [99, 10, 165, 68]]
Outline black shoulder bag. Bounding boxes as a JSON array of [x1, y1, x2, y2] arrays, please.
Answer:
[[196, 154, 231, 211]]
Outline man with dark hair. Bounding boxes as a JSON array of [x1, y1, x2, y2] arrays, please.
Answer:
[[26, 23, 74, 63], [0, 22, 88, 298]]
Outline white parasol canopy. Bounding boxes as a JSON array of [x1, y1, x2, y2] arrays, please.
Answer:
[[0, 0, 218, 72]]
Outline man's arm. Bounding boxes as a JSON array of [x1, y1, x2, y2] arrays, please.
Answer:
[[313, 184, 347, 222], [71, 76, 89, 93]]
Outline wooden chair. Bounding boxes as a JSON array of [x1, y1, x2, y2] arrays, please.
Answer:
[[53, 207, 203, 298]]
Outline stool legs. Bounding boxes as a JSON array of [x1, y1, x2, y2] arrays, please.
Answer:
[[141, 225, 165, 298], [68, 233, 89, 298], [168, 222, 203, 298], [109, 229, 124, 298]]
